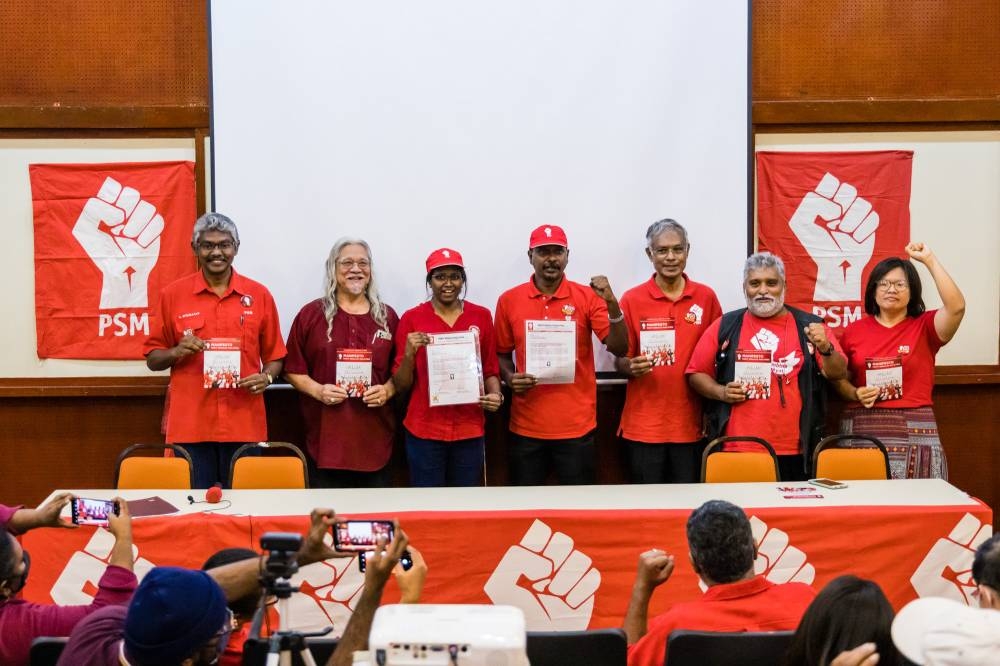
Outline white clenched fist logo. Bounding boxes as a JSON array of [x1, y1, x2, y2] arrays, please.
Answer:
[[750, 516, 815, 585], [789, 172, 880, 302], [484, 520, 601, 631], [51, 528, 155, 605], [72, 176, 164, 309], [911, 513, 992, 605]]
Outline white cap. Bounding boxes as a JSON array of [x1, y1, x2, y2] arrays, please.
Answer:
[[891, 597, 1000, 665]]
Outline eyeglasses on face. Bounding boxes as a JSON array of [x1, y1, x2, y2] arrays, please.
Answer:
[[876, 279, 908, 292], [337, 259, 371, 270], [197, 240, 236, 252], [431, 272, 464, 283]]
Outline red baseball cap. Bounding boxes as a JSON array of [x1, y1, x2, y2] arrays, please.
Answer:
[[528, 225, 569, 249], [425, 248, 465, 273]]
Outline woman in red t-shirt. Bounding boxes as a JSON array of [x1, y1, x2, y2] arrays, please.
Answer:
[[835, 243, 965, 479], [393, 248, 503, 487]]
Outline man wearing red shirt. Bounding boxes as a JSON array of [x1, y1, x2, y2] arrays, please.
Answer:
[[616, 219, 722, 483], [685, 252, 846, 481], [495, 225, 627, 485], [623, 500, 815, 666], [144, 213, 286, 488]]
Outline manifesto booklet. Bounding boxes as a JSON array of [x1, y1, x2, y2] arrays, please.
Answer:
[[425, 330, 484, 406], [336, 348, 373, 398], [734, 349, 772, 400], [865, 356, 903, 401], [524, 319, 576, 384], [203, 338, 240, 389], [639, 317, 676, 367]]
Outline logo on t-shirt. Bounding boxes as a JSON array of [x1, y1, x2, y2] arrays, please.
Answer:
[[562, 304, 576, 319], [685, 304, 704, 325], [898, 345, 911, 355], [240, 294, 254, 308], [750, 327, 800, 377]]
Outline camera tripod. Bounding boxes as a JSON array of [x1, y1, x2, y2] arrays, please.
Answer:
[[256, 575, 333, 666]]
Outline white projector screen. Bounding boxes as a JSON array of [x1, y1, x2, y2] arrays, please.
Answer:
[[209, 1, 750, 369]]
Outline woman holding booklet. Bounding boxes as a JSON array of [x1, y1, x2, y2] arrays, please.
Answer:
[[834, 242, 965, 479], [284, 238, 400, 487], [393, 248, 503, 487]]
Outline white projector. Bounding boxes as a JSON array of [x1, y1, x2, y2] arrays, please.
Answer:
[[368, 604, 529, 666]]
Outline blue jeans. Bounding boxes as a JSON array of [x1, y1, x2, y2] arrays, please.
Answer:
[[404, 430, 485, 487], [176, 441, 255, 489]]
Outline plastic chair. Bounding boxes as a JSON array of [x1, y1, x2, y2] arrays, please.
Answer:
[[665, 629, 794, 666], [812, 434, 890, 480], [114, 443, 194, 489], [526, 629, 627, 666], [29, 636, 68, 666], [701, 436, 780, 483], [229, 442, 309, 489]]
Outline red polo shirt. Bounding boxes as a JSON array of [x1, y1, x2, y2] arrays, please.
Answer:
[[494, 276, 611, 439], [143, 269, 286, 443], [619, 274, 722, 443], [686, 312, 840, 455], [393, 300, 500, 441], [627, 576, 816, 666], [840, 310, 942, 408]]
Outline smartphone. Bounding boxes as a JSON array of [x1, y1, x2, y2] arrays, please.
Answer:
[[70, 497, 119, 526], [359, 549, 413, 573], [332, 520, 395, 552], [808, 478, 848, 490]]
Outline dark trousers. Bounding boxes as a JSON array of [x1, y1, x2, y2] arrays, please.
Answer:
[[508, 430, 596, 485], [624, 439, 707, 484], [306, 454, 391, 489], [176, 442, 252, 489], [778, 454, 808, 482], [405, 430, 485, 487]]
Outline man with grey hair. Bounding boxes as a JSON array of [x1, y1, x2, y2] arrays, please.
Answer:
[[685, 252, 847, 480], [615, 219, 722, 483], [143, 212, 286, 487]]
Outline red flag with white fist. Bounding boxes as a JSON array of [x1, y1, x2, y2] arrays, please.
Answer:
[[31, 161, 197, 359], [756, 151, 912, 334]]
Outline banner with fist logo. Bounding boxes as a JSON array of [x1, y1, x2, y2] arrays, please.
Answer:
[[30, 162, 197, 359], [756, 151, 912, 334]]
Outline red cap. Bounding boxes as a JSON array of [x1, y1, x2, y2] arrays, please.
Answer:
[[425, 248, 465, 273], [528, 225, 569, 249]]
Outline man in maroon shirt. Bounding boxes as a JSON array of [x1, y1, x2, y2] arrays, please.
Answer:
[[0, 495, 136, 665], [623, 500, 815, 666]]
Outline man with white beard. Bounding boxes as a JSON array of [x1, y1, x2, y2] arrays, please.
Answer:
[[685, 253, 847, 481]]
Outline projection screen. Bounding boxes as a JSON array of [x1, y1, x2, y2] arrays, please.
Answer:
[[209, 1, 750, 369]]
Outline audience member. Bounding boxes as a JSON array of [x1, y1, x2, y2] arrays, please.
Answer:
[[623, 499, 815, 666], [891, 597, 1000, 665], [58, 508, 340, 666], [285, 238, 399, 487], [144, 212, 287, 488], [785, 575, 902, 666], [834, 243, 965, 479], [0, 495, 136, 665], [686, 252, 847, 481], [495, 224, 627, 485], [616, 219, 722, 483], [201, 548, 261, 666], [972, 532, 1000, 609], [393, 248, 502, 486]]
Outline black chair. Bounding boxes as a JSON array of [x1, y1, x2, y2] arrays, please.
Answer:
[[29, 637, 68, 666], [665, 629, 794, 666], [526, 628, 627, 666]]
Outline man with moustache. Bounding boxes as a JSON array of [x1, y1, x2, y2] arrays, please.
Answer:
[[495, 224, 628, 485], [685, 252, 847, 481], [144, 213, 286, 488]]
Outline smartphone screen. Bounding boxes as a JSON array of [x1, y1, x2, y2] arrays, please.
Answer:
[[359, 549, 413, 573], [808, 478, 847, 489], [333, 520, 394, 552], [71, 498, 118, 526]]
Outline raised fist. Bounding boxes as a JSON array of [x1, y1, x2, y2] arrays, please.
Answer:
[[72, 176, 164, 309], [484, 519, 601, 631], [911, 513, 992, 605], [789, 173, 879, 302]]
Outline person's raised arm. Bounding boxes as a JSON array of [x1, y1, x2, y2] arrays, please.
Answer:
[[392, 332, 429, 394], [328, 527, 410, 666], [590, 275, 627, 357], [145, 332, 205, 371], [804, 323, 847, 380], [6, 492, 76, 534], [906, 242, 965, 343], [106, 498, 135, 571], [623, 549, 674, 645], [394, 545, 427, 603]]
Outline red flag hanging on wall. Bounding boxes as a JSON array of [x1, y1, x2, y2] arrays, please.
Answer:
[[756, 150, 913, 334], [31, 161, 197, 359]]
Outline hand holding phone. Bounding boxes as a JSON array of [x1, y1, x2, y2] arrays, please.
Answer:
[[333, 519, 395, 552], [358, 549, 413, 573], [70, 497, 120, 526], [808, 478, 848, 490]]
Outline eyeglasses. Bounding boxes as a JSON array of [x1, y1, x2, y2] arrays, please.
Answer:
[[876, 279, 908, 292], [206, 609, 235, 665], [337, 259, 371, 270], [651, 246, 687, 258], [431, 272, 464, 283], [197, 241, 236, 252]]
